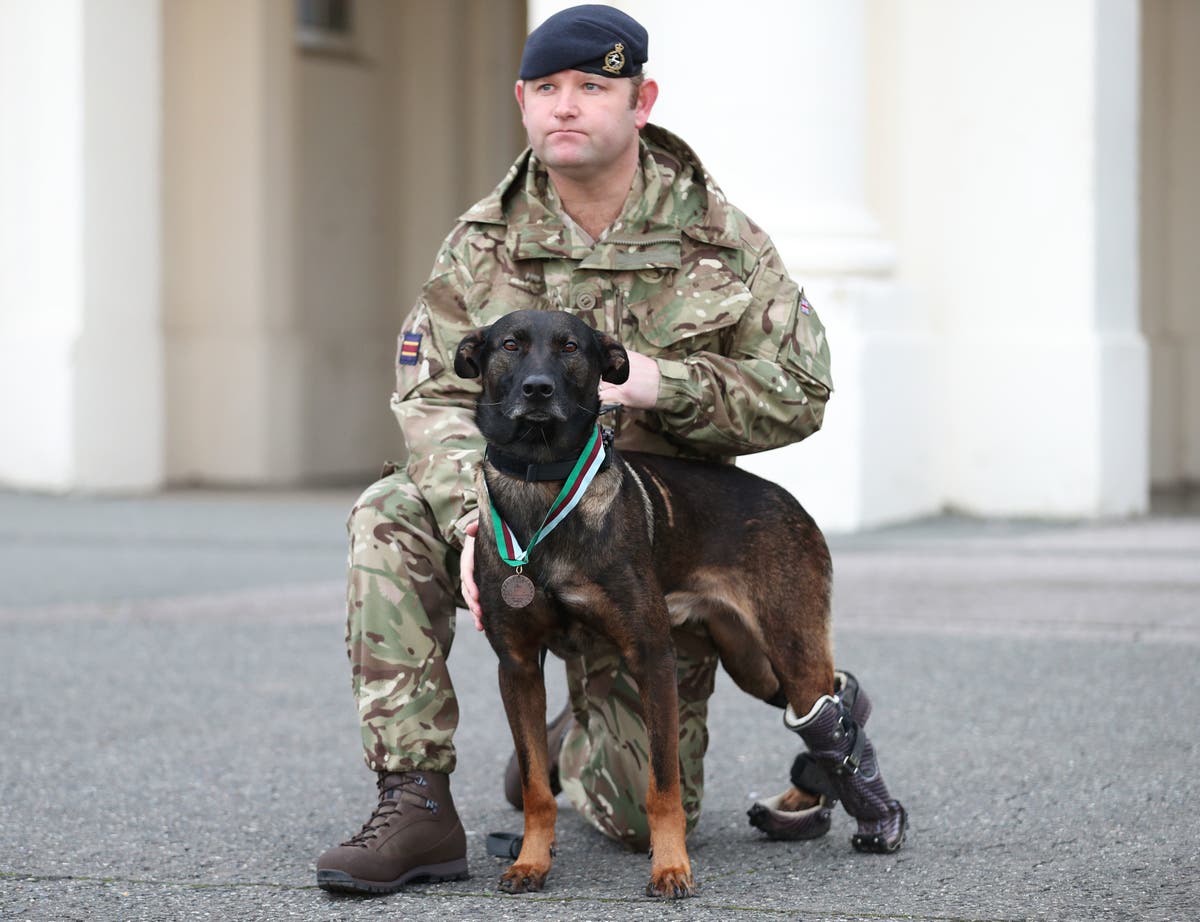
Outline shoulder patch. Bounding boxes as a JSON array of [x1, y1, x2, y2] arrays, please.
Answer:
[[798, 290, 813, 316], [399, 332, 422, 366]]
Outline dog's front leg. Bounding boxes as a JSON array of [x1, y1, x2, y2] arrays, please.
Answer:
[[626, 634, 695, 899], [496, 650, 557, 893]]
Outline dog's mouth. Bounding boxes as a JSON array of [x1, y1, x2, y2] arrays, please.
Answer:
[[511, 408, 559, 425], [505, 403, 568, 426]]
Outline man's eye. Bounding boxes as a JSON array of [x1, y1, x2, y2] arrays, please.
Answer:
[[562, 341, 579, 354], [502, 339, 520, 352]]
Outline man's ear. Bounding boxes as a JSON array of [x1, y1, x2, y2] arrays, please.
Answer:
[[594, 331, 630, 384], [633, 77, 659, 130], [454, 327, 490, 379]]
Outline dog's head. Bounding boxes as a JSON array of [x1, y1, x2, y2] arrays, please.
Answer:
[[454, 310, 628, 459]]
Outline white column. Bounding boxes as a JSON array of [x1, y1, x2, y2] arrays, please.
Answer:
[[529, 0, 935, 530], [0, 0, 163, 491], [875, 0, 1146, 518]]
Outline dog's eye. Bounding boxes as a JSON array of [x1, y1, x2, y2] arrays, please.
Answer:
[[562, 341, 579, 354], [502, 338, 519, 352]]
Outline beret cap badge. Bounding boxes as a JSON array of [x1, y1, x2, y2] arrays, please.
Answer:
[[602, 43, 626, 75]]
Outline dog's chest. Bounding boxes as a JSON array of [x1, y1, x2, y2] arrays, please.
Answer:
[[486, 469, 620, 533], [477, 464, 648, 654]]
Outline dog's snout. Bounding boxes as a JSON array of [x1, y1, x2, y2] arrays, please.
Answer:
[[521, 374, 556, 400]]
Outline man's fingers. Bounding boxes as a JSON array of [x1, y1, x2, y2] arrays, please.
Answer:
[[459, 523, 484, 631]]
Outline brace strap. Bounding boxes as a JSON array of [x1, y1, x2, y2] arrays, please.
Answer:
[[790, 752, 836, 799], [838, 711, 868, 775]]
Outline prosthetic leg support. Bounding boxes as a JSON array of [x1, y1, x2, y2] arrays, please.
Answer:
[[748, 672, 874, 842], [783, 673, 907, 853]]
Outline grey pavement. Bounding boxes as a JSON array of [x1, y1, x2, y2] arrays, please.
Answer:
[[1, 487, 1198, 921]]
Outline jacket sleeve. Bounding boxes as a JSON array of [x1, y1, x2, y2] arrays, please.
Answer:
[[653, 240, 833, 455], [390, 245, 484, 548]]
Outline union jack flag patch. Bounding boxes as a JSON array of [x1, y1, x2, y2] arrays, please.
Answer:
[[399, 332, 422, 365], [798, 291, 813, 315]]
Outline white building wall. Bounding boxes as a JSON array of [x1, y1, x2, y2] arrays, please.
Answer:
[[0, 2, 82, 488], [530, 0, 942, 530], [0, 0, 163, 491], [0, 0, 1165, 523], [529, 0, 1147, 526], [868, 0, 1146, 518]]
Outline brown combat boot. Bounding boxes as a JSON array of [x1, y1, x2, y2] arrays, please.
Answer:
[[316, 771, 468, 893]]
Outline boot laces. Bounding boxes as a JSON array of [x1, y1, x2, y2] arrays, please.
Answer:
[[342, 772, 437, 847]]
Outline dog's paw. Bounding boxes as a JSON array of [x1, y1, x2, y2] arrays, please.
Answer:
[[646, 866, 695, 899], [498, 862, 549, 894]]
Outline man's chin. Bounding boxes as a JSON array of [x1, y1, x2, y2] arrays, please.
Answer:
[[538, 141, 594, 170]]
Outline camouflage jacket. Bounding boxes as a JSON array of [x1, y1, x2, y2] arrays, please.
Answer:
[[391, 124, 833, 547]]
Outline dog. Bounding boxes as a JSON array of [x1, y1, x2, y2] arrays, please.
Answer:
[[454, 309, 838, 898]]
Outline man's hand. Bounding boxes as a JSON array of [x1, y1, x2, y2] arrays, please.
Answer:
[[460, 519, 484, 631], [598, 349, 660, 410]]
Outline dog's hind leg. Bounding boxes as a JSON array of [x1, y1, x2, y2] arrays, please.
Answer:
[[495, 649, 558, 893], [686, 601, 785, 704], [739, 567, 845, 839], [752, 563, 907, 852]]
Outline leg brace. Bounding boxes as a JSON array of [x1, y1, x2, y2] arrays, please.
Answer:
[[784, 673, 907, 853]]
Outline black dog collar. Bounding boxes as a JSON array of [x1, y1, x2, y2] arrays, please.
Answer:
[[485, 429, 615, 482]]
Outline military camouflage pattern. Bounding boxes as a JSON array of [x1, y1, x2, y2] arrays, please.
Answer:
[[392, 123, 833, 547], [346, 467, 461, 773], [556, 621, 718, 851], [347, 123, 833, 835]]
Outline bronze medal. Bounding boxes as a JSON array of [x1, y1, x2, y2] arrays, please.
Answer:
[[501, 572, 536, 608]]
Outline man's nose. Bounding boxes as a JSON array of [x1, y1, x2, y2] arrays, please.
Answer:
[[521, 374, 556, 399], [553, 92, 578, 118]]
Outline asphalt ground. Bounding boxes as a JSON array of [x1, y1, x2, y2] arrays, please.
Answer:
[[1, 487, 1197, 921]]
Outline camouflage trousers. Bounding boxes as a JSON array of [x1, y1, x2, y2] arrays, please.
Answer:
[[346, 467, 719, 851]]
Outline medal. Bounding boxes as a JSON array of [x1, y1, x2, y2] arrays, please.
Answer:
[[501, 570, 536, 608], [485, 424, 608, 611]]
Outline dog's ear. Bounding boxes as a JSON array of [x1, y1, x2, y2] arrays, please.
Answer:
[[594, 330, 630, 385], [454, 327, 490, 379]]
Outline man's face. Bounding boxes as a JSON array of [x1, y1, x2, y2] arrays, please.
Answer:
[[515, 70, 656, 181]]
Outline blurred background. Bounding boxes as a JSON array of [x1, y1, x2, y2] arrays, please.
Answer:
[[1, 0, 1196, 532]]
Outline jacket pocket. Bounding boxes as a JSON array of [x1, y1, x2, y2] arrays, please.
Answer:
[[623, 263, 754, 355]]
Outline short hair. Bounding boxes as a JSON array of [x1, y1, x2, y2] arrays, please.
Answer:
[[628, 74, 644, 109]]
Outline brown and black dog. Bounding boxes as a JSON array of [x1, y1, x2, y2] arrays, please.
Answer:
[[454, 310, 839, 898]]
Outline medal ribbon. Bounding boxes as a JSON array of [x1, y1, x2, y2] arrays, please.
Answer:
[[486, 424, 606, 568]]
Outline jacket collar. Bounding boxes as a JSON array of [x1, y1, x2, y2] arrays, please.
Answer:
[[457, 124, 745, 262]]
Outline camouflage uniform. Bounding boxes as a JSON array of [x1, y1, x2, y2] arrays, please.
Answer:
[[346, 123, 833, 849]]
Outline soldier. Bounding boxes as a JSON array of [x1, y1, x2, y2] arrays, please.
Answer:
[[316, 4, 902, 895]]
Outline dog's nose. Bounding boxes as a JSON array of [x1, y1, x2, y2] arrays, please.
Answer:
[[521, 374, 556, 399]]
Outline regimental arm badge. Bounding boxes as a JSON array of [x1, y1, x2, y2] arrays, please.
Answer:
[[399, 332, 422, 365], [603, 42, 625, 75]]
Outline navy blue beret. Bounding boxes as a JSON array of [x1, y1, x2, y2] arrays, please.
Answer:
[[519, 4, 648, 81]]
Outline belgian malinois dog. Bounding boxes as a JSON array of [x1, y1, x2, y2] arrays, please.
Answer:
[[454, 310, 839, 899]]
